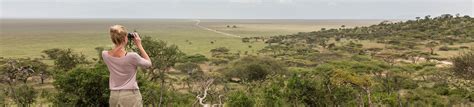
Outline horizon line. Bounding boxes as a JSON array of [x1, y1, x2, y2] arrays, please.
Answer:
[[0, 17, 407, 20]]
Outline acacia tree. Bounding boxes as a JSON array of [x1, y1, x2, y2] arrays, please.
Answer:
[[131, 36, 185, 107], [0, 58, 43, 106], [425, 41, 439, 55], [403, 51, 429, 63], [376, 52, 403, 66], [210, 47, 230, 58], [42, 48, 89, 71], [386, 65, 418, 107], [175, 62, 204, 89], [331, 69, 373, 107], [222, 56, 287, 82]]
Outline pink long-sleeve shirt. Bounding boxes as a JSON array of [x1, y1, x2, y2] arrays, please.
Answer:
[[102, 51, 152, 90]]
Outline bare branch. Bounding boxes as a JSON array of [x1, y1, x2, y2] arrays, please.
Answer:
[[196, 79, 217, 107]]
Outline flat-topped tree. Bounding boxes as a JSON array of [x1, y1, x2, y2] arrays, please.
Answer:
[[0, 58, 45, 106], [130, 36, 185, 107], [42, 48, 89, 71], [425, 41, 439, 55]]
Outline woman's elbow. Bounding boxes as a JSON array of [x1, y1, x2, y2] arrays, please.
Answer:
[[144, 61, 152, 68]]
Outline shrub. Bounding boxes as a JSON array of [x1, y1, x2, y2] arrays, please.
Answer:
[[459, 46, 469, 49], [223, 56, 286, 82], [226, 91, 255, 107], [451, 52, 474, 80], [258, 77, 285, 107], [42, 48, 89, 71], [210, 58, 229, 66], [10, 85, 37, 106], [180, 54, 208, 63], [52, 64, 109, 106], [140, 83, 161, 106], [438, 46, 458, 51]]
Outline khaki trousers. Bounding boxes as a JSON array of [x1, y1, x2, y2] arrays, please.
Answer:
[[109, 90, 143, 107]]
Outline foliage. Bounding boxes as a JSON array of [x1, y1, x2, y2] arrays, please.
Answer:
[[0, 58, 48, 84], [180, 54, 208, 63], [51, 63, 110, 106], [255, 75, 285, 107], [209, 58, 229, 66], [210, 47, 240, 60], [226, 91, 255, 107], [222, 56, 287, 82], [439, 45, 458, 51], [0, 58, 46, 106], [138, 78, 181, 106], [210, 47, 230, 57], [42, 48, 89, 71], [133, 36, 186, 106], [285, 73, 327, 106], [175, 62, 203, 78], [403, 88, 447, 106], [10, 85, 37, 106], [451, 51, 474, 80], [135, 36, 185, 81], [2, 14, 474, 106]]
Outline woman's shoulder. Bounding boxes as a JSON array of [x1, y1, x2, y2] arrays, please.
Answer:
[[101, 51, 108, 56], [126, 52, 140, 57], [127, 51, 139, 55]]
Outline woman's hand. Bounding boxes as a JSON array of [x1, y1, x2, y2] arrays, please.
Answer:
[[132, 32, 151, 61], [132, 32, 142, 46]]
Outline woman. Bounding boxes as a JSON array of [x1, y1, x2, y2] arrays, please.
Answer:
[[102, 25, 152, 107]]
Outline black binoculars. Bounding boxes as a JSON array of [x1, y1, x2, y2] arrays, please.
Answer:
[[127, 32, 135, 40]]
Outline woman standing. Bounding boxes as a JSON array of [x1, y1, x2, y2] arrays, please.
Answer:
[[102, 25, 152, 107]]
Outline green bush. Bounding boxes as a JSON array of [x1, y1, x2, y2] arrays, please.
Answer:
[[42, 48, 89, 71], [180, 54, 208, 63], [404, 88, 446, 106], [226, 91, 255, 107], [438, 46, 458, 51], [10, 85, 37, 106], [254, 75, 286, 107], [52, 64, 109, 106], [52, 63, 165, 106], [223, 56, 286, 82], [286, 74, 324, 106], [451, 51, 474, 80]]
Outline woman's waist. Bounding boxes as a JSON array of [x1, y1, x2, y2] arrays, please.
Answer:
[[110, 89, 139, 91]]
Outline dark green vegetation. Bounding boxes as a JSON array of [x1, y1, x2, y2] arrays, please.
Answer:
[[1, 14, 473, 106]]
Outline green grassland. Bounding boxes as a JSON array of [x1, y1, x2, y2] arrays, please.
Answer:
[[2, 16, 473, 106], [0, 19, 380, 59], [0, 19, 379, 105]]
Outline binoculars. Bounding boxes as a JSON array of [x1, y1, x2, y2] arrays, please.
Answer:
[[127, 32, 135, 40]]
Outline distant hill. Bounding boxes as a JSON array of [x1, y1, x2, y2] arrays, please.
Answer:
[[267, 14, 473, 45], [258, 14, 473, 67]]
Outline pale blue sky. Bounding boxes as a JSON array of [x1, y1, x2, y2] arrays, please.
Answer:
[[1, 0, 472, 19]]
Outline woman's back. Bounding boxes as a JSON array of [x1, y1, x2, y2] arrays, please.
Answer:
[[106, 25, 151, 107], [102, 51, 151, 90]]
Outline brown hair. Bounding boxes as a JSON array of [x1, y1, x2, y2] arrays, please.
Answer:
[[109, 25, 128, 45]]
